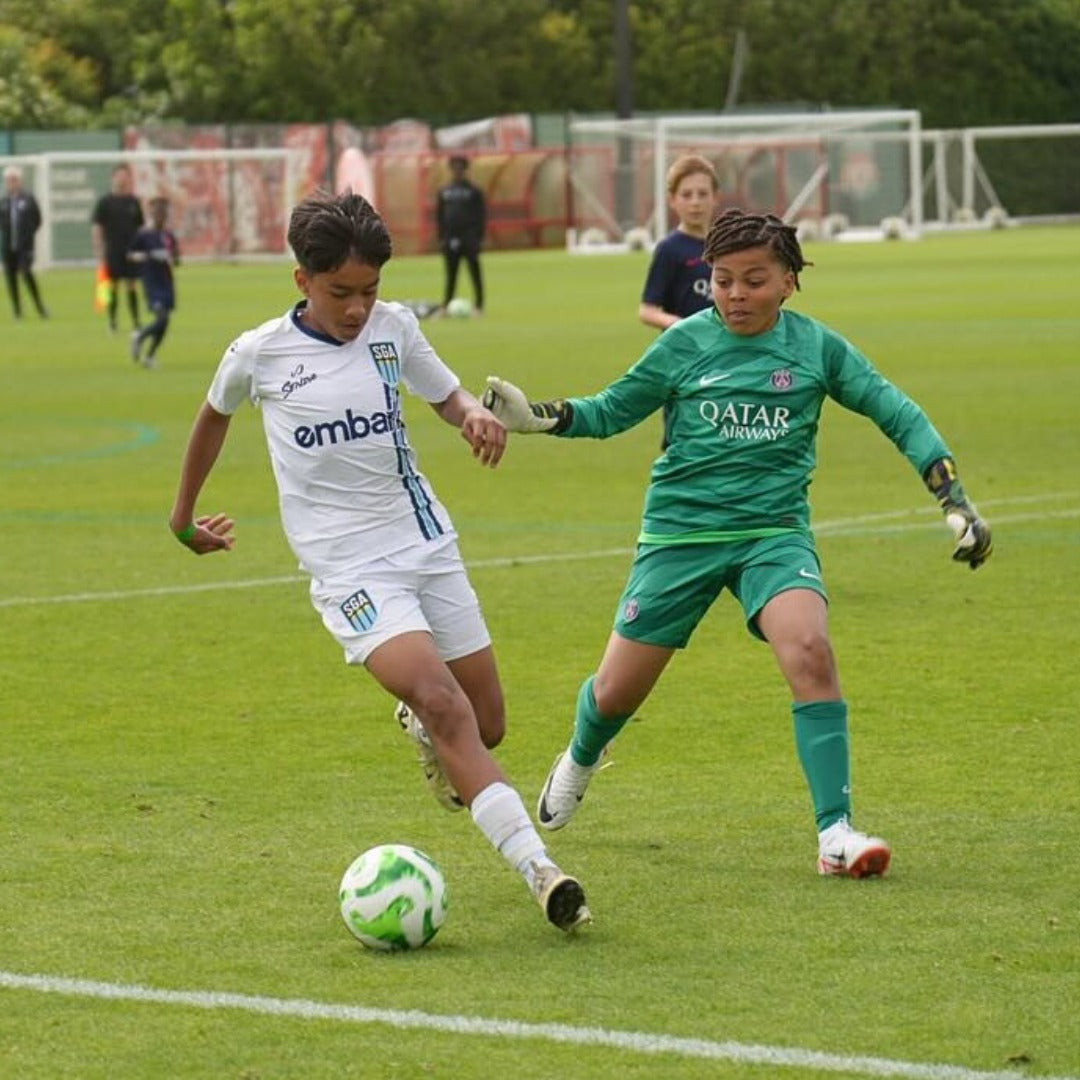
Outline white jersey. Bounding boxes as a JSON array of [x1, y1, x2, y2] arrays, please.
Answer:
[[208, 300, 460, 579]]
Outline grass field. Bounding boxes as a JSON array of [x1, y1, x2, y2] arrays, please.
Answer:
[[2, 227, 1078, 1080]]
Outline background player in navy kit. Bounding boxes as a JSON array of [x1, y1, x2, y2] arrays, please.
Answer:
[[128, 197, 179, 368], [168, 191, 589, 934], [638, 155, 720, 447], [638, 155, 720, 331], [436, 155, 486, 314], [91, 164, 145, 333], [483, 207, 993, 882]]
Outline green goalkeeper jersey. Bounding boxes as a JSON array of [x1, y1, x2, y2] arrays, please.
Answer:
[[560, 306, 951, 544]]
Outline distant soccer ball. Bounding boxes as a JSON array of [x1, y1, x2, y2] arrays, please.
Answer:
[[445, 297, 473, 318], [579, 226, 610, 248], [822, 212, 850, 239], [880, 216, 905, 240], [339, 844, 448, 951]]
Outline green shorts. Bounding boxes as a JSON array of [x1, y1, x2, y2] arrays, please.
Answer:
[[613, 533, 827, 648]]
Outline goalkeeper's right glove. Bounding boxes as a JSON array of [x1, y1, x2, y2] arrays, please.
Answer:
[[923, 456, 993, 570], [482, 376, 573, 434]]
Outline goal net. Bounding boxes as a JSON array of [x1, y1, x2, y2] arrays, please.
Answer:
[[565, 109, 924, 249], [924, 123, 1080, 226], [5, 147, 300, 268]]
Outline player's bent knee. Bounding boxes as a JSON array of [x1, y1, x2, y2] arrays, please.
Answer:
[[409, 682, 466, 737], [777, 636, 838, 694]]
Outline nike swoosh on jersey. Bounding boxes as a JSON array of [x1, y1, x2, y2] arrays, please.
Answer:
[[699, 373, 732, 386], [798, 568, 823, 581]]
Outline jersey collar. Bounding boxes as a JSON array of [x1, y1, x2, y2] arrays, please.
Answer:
[[290, 300, 346, 346]]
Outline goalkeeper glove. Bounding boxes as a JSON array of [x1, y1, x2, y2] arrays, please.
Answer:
[[482, 376, 573, 434], [923, 457, 993, 570]]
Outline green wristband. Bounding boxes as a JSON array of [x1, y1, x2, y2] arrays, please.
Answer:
[[174, 522, 197, 544]]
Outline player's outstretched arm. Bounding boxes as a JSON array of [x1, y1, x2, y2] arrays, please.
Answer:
[[173, 513, 236, 554], [170, 402, 236, 555], [923, 457, 993, 570], [482, 376, 573, 434], [431, 387, 506, 468], [638, 301, 679, 331]]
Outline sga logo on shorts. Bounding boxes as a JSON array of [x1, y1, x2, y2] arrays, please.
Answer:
[[340, 589, 378, 632]]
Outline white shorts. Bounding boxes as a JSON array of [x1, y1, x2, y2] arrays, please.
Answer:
[[309, 537, 491, 666]]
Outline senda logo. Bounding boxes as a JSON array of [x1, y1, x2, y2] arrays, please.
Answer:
[[293, 408, 398, 449]]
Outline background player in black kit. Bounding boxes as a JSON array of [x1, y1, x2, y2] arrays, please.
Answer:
[[91, 164, 145, 333], [436, 155, 486, 315]]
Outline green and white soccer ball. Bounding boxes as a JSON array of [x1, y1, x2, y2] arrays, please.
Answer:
[[339, 844, 448, 951], [445, 297, 473, 318]]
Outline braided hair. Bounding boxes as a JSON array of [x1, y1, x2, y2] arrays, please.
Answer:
[[703, 208, 811, 290]]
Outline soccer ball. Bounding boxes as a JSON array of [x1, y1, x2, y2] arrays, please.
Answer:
[[822, 212, 849, 239], [880, 215, 905, 240], [339, 844, 448, 951], [445, 297, 473, 318]]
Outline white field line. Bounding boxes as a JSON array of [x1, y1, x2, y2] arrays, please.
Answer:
[[2, 494, 1077, 611], [0, 550, 632, 610], [0, 970, 1075, 1080]]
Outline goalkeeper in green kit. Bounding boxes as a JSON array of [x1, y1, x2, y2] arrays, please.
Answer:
[[483, 207, 992, 880]]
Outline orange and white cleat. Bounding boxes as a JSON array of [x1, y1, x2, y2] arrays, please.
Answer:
[[817, 818, 891, 878]]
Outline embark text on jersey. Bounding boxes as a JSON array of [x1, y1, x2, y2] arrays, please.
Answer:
[[293, 407, 399, 448]]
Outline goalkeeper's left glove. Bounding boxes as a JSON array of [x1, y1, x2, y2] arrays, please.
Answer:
[[482, 376, 573, 434], [923, 456, 993, 570]]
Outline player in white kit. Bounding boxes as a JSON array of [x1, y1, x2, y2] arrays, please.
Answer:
[[167, 191, 589, 933]]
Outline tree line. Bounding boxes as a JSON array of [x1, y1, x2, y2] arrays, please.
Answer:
[[2, 0, 1078, 131]]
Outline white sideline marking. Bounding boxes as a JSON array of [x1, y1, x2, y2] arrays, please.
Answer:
[[0, 549, 631, 610], [0, 574, 308, 609], [2, 494, 1077, 611], [0, 970, 1074, 1080]]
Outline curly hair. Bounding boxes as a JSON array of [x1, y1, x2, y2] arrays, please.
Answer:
[[287, 190, 392, 275], [703, 208, 812, 290]]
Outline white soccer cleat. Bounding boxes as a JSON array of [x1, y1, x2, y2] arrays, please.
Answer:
[[536, 748, 602, 831], [817, 818, 891, 878], [530, 863, 591, 932], [394, 701, 464, 812]]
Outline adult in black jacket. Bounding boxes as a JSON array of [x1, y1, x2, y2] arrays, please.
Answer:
[[436, 155, 486, 314], [1, 165, 48, 320], [91, 164, 145, 332]]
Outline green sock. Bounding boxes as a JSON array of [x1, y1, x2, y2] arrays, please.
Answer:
[[792, 700, 852, 831], [569, 676, 631, 766]]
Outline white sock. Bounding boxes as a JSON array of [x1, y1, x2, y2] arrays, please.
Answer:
[[470, 782, 555, 886]]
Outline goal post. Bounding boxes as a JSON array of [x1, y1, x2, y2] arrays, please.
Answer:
[[957, 123, 1080, 223], [566, 109, 924, 248], [12, 147, 301, 268]]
